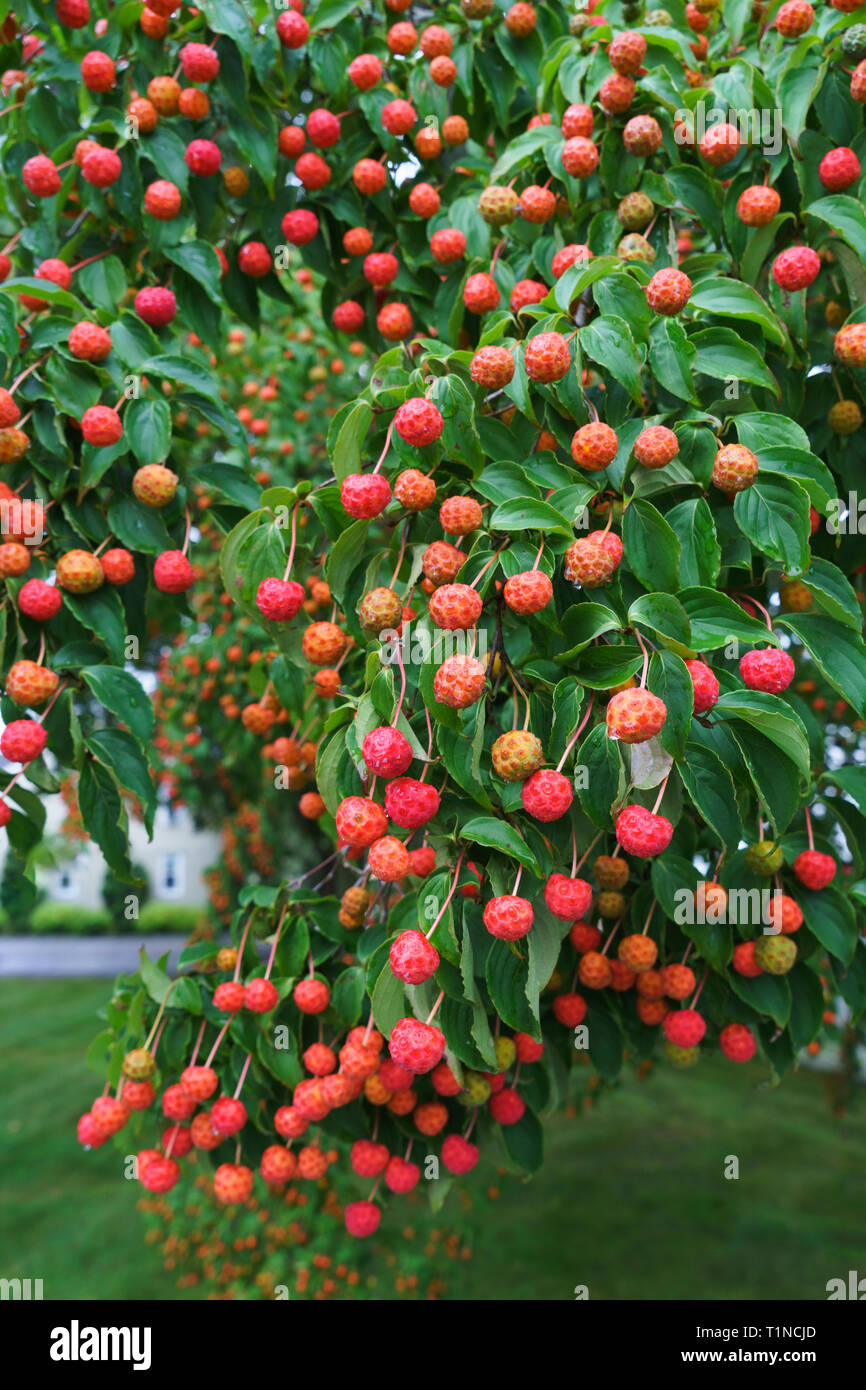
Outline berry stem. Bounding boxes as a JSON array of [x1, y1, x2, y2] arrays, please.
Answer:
[[263, 904, 289, 981], [233, 1051, 252, 1099], [804, 804, 815, 851], [9, 354, 48, 393], [69, 249, 113, 273], [425, 989, 445, 1026], [371, 419, 393, 475], [555, 691, 594, 773], [732, 590, 774, 632], [390, 636, 407, 729], [468, 541, 508, 591], [641, 900, 657, 936], [204, 1018, 232, 1069], [512, 864, 523, 896], [424, 850, 465, 941], [143, 978, 181, 1051], [574, 827, 603, 875], [389, 518, 409, 588], [181, 505, 192, 557], [689, 968, 710, 1011], [232, 915, 253, 981], [281, 501, 302, 579], [187, 1018, 208, 1067], [651, 773, 670, 816], [600, 917, 622, 957], [633, 628, 652, 687]]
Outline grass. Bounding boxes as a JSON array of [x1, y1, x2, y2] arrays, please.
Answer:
[[2, 979, 864, 1301]]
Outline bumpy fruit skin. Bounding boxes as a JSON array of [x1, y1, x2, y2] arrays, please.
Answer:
[[133, 463, 178, 507], [793, 849, 836, 890], [389, 1017, 445, 1073], [423, 541, 466, 584], [390, 929, 439, 984], [699, 122, 740, 165], [478, 184, 519, 226], [711, 443, 758, 492], [368, 835, 410, 881], [615, 804, 673, 857], [739, 648, 795, 694], [144, 179, 182, 219], [684, 658, 719, 713], [440, 495, 483, 534], [213, 980, 245, 1012], [394, 397, 444, 447], [561, 136, 599, 177], [664, 1042, 700, 1068], [154, 551, 195, 593], [663, 1008, 706, 1047], [753, 934, 797, 975], [818, 146, 861, 191], [571, 421, 618, 470], [428, 583, 483, 631], [553, 993, 588, 1026], [503, 569, 552, 614], [519, 184, 556, 223], [544, 874, 592, 921], [765, 893, 803, 935], [564, 531, 623, 588], [293, 979, 330, 1014], [634, 425, 678, 468], [606, 688, 667, 744], [623, 115, 662, 156], [213, 1162, 254, 1204], [775, 0, 814, 35], [834, 322, 866, 367], [244, 977, 279, 1013], [69, 320, 112, 362], [256, 577, 304, 622], [618, 934, 658, 973], [210, 1097, 247, 1135], [552, 243, 592, 277], [483, 893, 534, 940], [646, 268, 691, 315], [17, 579, 62, 622], [464, 272, 500, 313], [736, 184, 781, 226], [594, 855, 629, 890], [384, 777, 440, 829], [745, 841, 784, 876], [489, 1087, 525, 1124], [56, 550, 104, 594], [81, 404, 122, 446], [345, 1200, 381, 1238], [181, 1065, 218, 1101], [101, 549, 135, 585], [772, 246, 821, 291], [521, 768, 573, 822], [828, 399, 863, 434], [434, 655, 486, 708], [5, 660, 59, 707], [140, 1157, 180, 1193], [491, 730, 544, 782], [393, 469, 436, 511], [302, 620, 346, 662], [510, 278, 549, 312], [341, 472, 392, 519], [732, 941, 763, 977], [362, 726, 412, 780], [524, 331, 571, 383], [719, 1022, 757, 1062], [441, 1134, 480, 1174], [81, 50, 116, 92], [335, 796, 388, 847], [470, 345, 515, 388]]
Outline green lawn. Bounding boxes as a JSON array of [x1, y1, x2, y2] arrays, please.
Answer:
[[2, 979, 864, 1301]]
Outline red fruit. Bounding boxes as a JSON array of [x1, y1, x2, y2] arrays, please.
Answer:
[[819, 147, 860, 191], [348, 53, 382, 90], [618, 934, 658, 973], [0, 720, 47, 764], [700, 122, 740, 165], [81, 50, 115, 91], [736, 185, 781, 226], [514, 1032, 544, 1063], [553, 993, 587, 1026], [634, 425, 679, 469], [739, 648, 795, 694], [81, 404, 122, 446], [579, 951, 613, 989], [483, 894, 534, 941], [564, 531, 623, 588], [720, 1022, 757, 1062], [91, 1096, 130, 1134], [441, 1134, 479, 1174], [244, 977, 279, 1013], [336, 796, 388, 847], [570, 920, 602, 953], [69, 320, 112, 361], [407, 845, 436, 877], [503, 569, 552, 614], [181, 1065, 218, 1101], [519, 185, 556, 223], [281, 209, 319, 246], [524, 331, 571, 383], [101, 549, 135, 585], [57, 0, 91, 27], [389, 929, 439, 984], [180, 42, 220, 80], [353, 158, 387, 194], [185, 139, 221, 176], [385, 1155, 421, 1192], [470, 345, 514, 388], [345, 1200, 381, 1237], [384, 777, 440, 829], [260, 1146, 297, 1184], [140, 1157, 180, 1192], [6, 660, 58, 707], [238, 242, 272, 277], [274, 1105, 308, 1139], [0, 390, 21, 429], [394, 397, 444, 447], [134, 286, 177, 327], [276, 9, 309, 46], [646, 268, 692, 315], [409, 181, 440, 216], [561, 136, 599, 177], [464, 272, 500, 314], [659, 964, 695, 1000], [423, 540, 466, 583], [606, 687, 667, 744], [364, 252, 399, 289], [608, 29, 646, 72], [213, 980, 245, 1012], [210, 1097, 247, 1135], [521, 768, 573, 822], [793, 849, 836, 890], [440, 495, 483, 534], [772, 245, 820, 291], [571, 421, 618, 471], [23, 155, 60, 197], [303, 620, 346, 663], [368, 835, 410, 881], [622, 115, 662, 156], [431, 1061, 461, 1096], [775, 0, 814, 34], [190, 1112, 223, 1149], [213, 1162, 254, 1204], [561, 103, 593, 138], [434, 655, 486, 708], [544, 874, 592, 921], [685, 658, 719, 713], [510, 279, 549, 312], [122, 1080, 154, 1111], [663, 1009, 706, 1047], [17, 579, 62, 621], [162, 1123, 192, 1157], [600, 72, 635, 114], [389, 1016, 446, 1073], [711, 443, 758, 492], [766, 893, 803, 934], [732, 941, 763, 977], [256, 577, 305, 622], [489, 1087, 525, 1125], [341, 472, 392, 519], [293, 978, 330, 1014], [81, 147, 122, 188], [428, 583, 483, 631], [153, 551, 195, 593], [552, 243, 592, 279], [362, 726, 412, 780], [306, 108, 340, 148], [615, 804, 673, 857], [161, 1084, 196, 1122], [351, 1140, 390, 1177], [144, 179, 182, 219], [382, 98, 416, 135], [835, 322, 866, 368]]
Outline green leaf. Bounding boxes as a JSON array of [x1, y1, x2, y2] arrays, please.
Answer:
[[502, 1108, 544, 1174], [577, 723, 623, 828], [666, 499, 721, 588], [786, 964, 824, 1050], [138, 947, 174, 1006], [648, 650, 693, 760], [730, 971, 791, 1028], [86, 728, 157, 836], [797, 558, 862, 631], [80, 666, 154, 745], [714, 690, 810, 778], [689, 326, 778, 393], [648, 317, 698, 402], [331, 401, 373, 484], [460, 816, 540, 874], [579, 314, 643, 402], [734, 476, 811, 576], [725, 722, 801, 832], [556, 602, 622, 662], [777, 614, 866, 718], [622, 498, 680, 592], [799, 888, 858, 967], [679, 587, 782, 651], [485, 943, 537, 1034], [63, 588, 127, 665], [689, 278, 785, 346], [488, 496, 573, 537], [678, 740, 743, 849], [584, 995, 623, 1081], [78, 759, 130, 878], [124, 395, 172, 466], [369, 965, 405, 1039], [331, 966, 365, 1026], [77, 255, 127, 314], [629, 593, 692, 652]]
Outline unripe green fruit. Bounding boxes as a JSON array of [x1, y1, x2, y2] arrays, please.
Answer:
[[617, 192, 655, 231], [745, 841, 784, 876], [617, 233, 656, 263], [842, 23, 866, 60], [754, 934, 797, 975], [664, 1041, 700, 1068], [569, 12, 592, 32], [461, 1071, 492, 1105], [645, 8, 672, 23], [494, 1037, 517, 1071], [123, 1047, 156, 1080]]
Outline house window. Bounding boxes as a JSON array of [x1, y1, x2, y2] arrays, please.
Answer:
[[55, 867, 81, 901], [157, 851, 186, 899]]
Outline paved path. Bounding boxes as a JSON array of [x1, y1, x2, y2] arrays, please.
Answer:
[[0, 935, 194, 977]]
